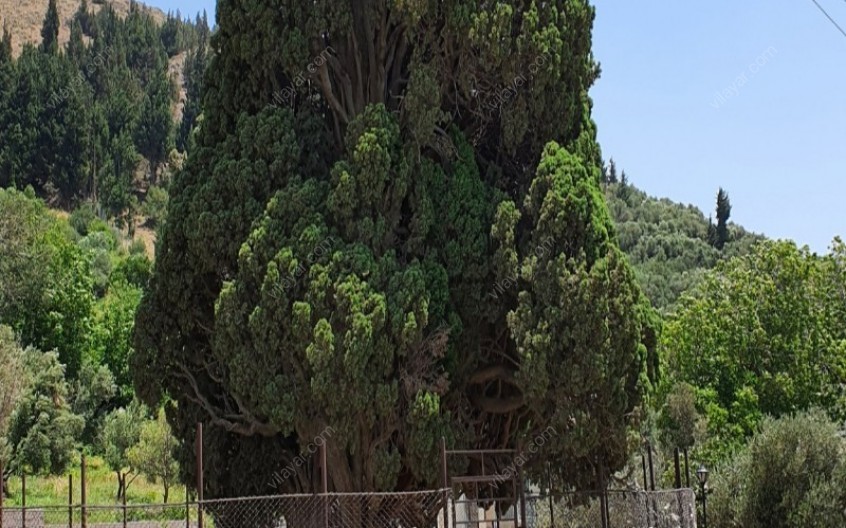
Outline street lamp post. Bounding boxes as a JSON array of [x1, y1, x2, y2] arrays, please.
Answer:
[[696, 465, 709, 528]]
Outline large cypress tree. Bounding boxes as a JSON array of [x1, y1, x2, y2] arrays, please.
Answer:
[[134, 0, 656, 502]]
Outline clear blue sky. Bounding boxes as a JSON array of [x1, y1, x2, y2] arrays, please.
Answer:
[[148, 0, 845, 253], [589, 0, 846, 253]]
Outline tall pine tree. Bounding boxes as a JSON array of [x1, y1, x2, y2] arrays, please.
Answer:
[[0, 25, 14, 190], [67, 20, 86, 67], [41, 0, 60, 55], [0, 23, 11, 64], [134, 65, 172, 182], [176, 19, 207, 152], [607, 157, 619, 184], [715, 187, 732, 250], [75, 0, 94, 37]]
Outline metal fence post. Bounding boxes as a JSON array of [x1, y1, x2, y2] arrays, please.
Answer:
[[81, 455, 87, 528], [439, 438, 448, 528], [674, 448, 682, 488], [646, 444, 655, 491], [185, 488, 190, 528], [68, 475, 73, 528], [196, 423, 204, 528], [546, 464, 555, 528], [598, 469, 608, 528], [21, 473, 25, 528], [516, 454, 528, 528], [684, 448, 691, 488], [0, 459, 4, 528], [647, 443, 656, 528], [320, 442, 328, 528]]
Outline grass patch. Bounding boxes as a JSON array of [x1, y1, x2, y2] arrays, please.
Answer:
[[2, 455, 189, 507]]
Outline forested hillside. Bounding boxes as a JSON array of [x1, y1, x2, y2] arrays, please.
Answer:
[[0, 0, 209, 235], [602, 167, 764, 309]]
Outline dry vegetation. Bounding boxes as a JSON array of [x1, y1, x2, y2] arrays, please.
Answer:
[[1, 0, 165, 57]]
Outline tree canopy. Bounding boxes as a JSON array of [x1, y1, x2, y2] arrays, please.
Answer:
[[101, 400, 147, 500], [662, 239, 846, 460]]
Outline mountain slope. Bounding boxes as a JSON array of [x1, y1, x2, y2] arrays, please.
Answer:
[[1, 0, 165, 56]]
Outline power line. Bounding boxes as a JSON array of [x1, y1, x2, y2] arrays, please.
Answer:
[[809, 0, 846, 39]]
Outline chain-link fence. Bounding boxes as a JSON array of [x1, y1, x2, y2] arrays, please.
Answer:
[[0, 490, 447, 528], [1, 488, 695, 528], [203, 490, 446, 528], [0, 503, 196, 528], [525, 489, 697, 528]]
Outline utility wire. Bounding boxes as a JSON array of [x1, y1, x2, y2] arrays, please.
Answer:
[[809, 0, 846, 39]]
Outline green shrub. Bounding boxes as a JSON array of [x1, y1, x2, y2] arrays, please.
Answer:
[[69, 203, 98, 236], [708, 410, 846, 528], [112, 254, 152, 289], [79, 230, 118, 253], [142, 185, 168, 228], [128, 238, 148, 256]]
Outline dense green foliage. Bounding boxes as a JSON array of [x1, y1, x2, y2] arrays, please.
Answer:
[[662, 240, 846, 461], [0, 0, 196, 491], [709, 411, 846, 528], [135, 0, 657, 500], [0, 189, 151, 476], [70, 362, 117, 444], [0, 188, 94, 377]]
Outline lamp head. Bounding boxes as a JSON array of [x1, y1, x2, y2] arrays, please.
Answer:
[[696, 465, 709, 487]]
